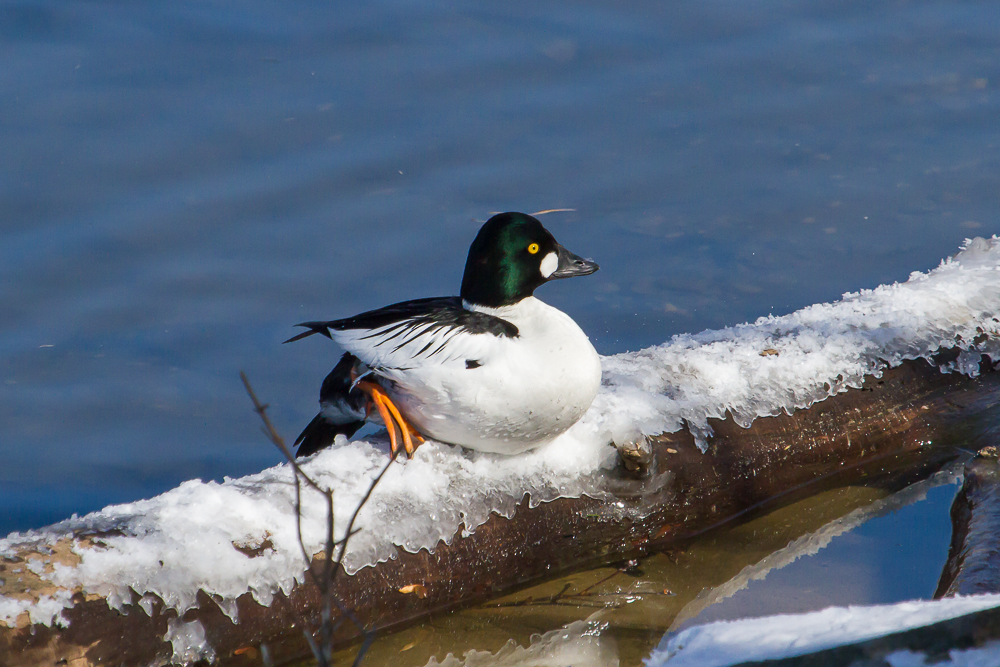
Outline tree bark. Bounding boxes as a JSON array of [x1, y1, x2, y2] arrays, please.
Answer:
[[2, 356, 998, 666]]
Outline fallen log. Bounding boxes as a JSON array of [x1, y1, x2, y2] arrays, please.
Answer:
[[1, 355, 998, 666]]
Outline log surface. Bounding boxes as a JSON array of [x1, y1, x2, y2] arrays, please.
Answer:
[[2, 357, 999, 666]]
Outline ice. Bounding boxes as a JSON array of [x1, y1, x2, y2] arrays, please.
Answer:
[[2, 236, 1000, 649], [165, 618, 215, 664], [425, 618, 615, 667], [646, 594, 1000, 667]]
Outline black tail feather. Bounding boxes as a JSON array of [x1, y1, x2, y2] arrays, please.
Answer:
[[294, 413, 364, 458], [294, 352, 368, 457], [284, 321, 334, 344]]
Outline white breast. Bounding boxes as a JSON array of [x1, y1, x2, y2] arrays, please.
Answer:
[[383, 297, 601, 453]]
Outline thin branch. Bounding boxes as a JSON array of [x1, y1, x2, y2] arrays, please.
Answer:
[[240, 372, 326, 495], [331, 453, 396, 589], [241, 371, 393, 665]]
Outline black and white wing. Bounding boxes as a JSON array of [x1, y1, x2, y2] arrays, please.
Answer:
[[286, 296, 518, 372]]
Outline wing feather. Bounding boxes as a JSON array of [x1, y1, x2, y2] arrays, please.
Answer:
[[288, 296, 518, 375]]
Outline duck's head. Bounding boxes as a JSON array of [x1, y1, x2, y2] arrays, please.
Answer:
[[460, 212, 599, 308]]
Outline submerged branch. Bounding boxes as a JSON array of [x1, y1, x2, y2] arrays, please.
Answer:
[[936, 449, 1000, 598]]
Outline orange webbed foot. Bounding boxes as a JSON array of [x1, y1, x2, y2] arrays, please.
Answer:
[[355, 380, 425, 459]]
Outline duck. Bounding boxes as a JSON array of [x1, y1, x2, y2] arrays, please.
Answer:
[[286, 212, 602, 458]]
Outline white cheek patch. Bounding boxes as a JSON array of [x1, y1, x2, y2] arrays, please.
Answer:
[[540, 252, 558, 278]]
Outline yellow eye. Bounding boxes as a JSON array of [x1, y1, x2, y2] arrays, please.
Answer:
[[527, 243, 540, 254]]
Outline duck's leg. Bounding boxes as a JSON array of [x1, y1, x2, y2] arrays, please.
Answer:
[[380, 391, 425, 455], [355, 380, 425, 458], [361, 385, 402, 457]]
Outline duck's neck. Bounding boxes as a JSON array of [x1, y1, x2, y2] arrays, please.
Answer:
[[460, 257, 545, 308], [464, 296, 539, 317]]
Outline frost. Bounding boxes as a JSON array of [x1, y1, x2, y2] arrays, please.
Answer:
[[2, 237, 999, 633]]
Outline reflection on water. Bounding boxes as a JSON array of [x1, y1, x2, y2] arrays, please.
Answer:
[[670, 469, 960, 629], [423, 620, 617, 667], [328, 469, 960, 666]]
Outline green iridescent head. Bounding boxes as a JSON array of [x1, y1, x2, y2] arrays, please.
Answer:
[[460, 212, 599, 308]]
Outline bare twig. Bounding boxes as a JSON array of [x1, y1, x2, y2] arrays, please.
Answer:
[[240, 371, 389, 666], [331, 454, 395, 589]]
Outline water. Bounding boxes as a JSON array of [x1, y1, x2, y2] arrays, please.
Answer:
[[331, 477, 962, 666], [1, 0, 997, 659]]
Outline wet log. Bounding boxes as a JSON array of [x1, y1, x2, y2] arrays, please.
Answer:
[[2, 356, 999, 666], [936, 450, 1000, 598]]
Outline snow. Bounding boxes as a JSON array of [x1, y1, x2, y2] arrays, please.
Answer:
[[646, 594, 1000, 667], [2, 236, 1000, 658], [0, 591, 75, 629], [599, 235, 1000, 449]]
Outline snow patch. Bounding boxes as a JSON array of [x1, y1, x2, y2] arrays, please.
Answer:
[[0, 596, 31, 628], [647, 594, 1000, 667], [0, 590, 72, 628], [599, 236, 1000, 449]]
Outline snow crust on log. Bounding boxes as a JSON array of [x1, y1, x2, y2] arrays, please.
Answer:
[[646, 593, 1000, 667], [2, 237, 999, 636], [601, 235, 1000, 448]]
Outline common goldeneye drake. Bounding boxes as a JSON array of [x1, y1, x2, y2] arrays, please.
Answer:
[[287, 212, 601, 458]]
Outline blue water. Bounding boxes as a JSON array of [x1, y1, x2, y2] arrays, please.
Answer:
[[681, 481, 961, 628], [1, 0, 997, 608]]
